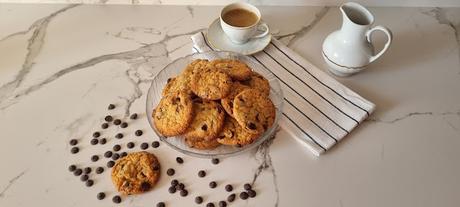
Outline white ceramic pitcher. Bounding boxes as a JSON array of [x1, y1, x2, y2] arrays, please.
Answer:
[[322, 2, 392, 76]]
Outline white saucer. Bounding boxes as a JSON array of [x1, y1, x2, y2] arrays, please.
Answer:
[[206, 19, 271, 55]]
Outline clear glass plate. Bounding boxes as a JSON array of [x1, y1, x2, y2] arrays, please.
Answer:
[[146, 51, 284, 158]]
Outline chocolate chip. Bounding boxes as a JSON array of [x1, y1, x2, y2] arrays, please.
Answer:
[[227, 194, 236, 202], [198, 170, 206, 178], [239, 192, 249, 200], [120, 152, 127, 157], [112, 153, 120, 160], [84, 167, 91, 174], [211, 158, 219, 165], [151, 141, 160, 148], [70, 147, 79, 154], [167, 78, 172, 83], [99, 138, 107, 145], [135, 130, 143, 136], [113, 144, 121, 151], [69, 139, 78, 146], [156, 202, 165, 207], [167, 168, 175, 176], [177, 183, 185, 190], [243, 183, 252, 190], [90, 138, 98, 145], [225, 184, 233, 192], [112, 195, 121, 203], [195, 196, 203, 204], [209, 181, 217, 188], [168, 186, 176, 194], [93, 132, 101, 138], [104, 151, 113, 158], [113, 119, 121, 125], [127, 142, 135, 149], [101, 123, 109, 129], [80, 174, 89, 181], [218, 201, 227, 207], [68, 165, 76, 172], [130, 113, 138, 120], [140, 142, 148, 150], [180, 189, 188, 197], [201, 124, 208, 131], [238, 97, 244, 102], [248, 122, 257, 130], [96, 167, 104, 174], [107, 161, 115, 168], [97, 192, 105, 200], [247, 189, 256, 198], [140, 182, 151, 191], [108, 104, 115, 110], [171, 179, 178, 186], [176, 157, 184, 164], [91, 155, 99, 162], [115, 133, 123, 139], [86, 179, 94, 187], [120, 122, 128, 128], [73, 168, 82, 176], [104, 115, 113, 122], [206, 202, 215, 207]]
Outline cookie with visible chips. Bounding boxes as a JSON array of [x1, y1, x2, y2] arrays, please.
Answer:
[[242, 72, 270, 96], [217, 116, 260, 147], [153, 91, 193, 137], [190, 67, 233, 100], [183, 100, 226, 140], [221, 82, 250, 117], [185, 137, 221, 150], [111, 151, 161, 195], [209, 59, 252, 81], [233, 89, 276, 134]]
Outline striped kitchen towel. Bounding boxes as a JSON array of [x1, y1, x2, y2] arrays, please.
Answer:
[[191, 32, 375, 156]]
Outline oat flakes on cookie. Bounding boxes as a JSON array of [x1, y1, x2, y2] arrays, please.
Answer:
[[111, 151, 161, 195], [242, 71, 270, 97], [221, 82, 250, 117], [153, 91, 193, 136], [183, 100, 226, 140], [185, 136, 221, 150], [190, 67, 233, 100], [209, 59, 253, 81]]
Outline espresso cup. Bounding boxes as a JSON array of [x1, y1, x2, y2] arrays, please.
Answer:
[[220, 2, 270, 44]]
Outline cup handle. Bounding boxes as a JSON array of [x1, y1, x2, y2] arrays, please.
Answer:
[[366, 25, 393, 63], [253, 22, 270, 39]]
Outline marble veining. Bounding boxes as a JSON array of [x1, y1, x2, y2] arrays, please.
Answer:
[[0, 170, 28, 198]]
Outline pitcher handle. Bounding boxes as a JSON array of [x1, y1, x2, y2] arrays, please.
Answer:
[[366, 25, 393, 63]]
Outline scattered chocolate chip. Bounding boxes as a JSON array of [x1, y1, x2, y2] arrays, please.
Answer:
[[167, 168, 175, 176], [120, 122, 128, 128], [70, 147, 79, 154], [211, 158, 220, 165], [99, 138, 107, 145], [104, 115, 113, 122], [84, 167, 91, 174], [68, 165, 76, 172], [198, 170, 206, 178], [96, 167, 104, 174], [248, 122, 257, 130], [90, 138, 99, 145], [227, 194, 236, 202], [218, 201, 227, 207], [112, 195, 121, 203], [108, 104, 115, 110], [93, 132, 101, 138], [151, 141, 160, 148], [120, 152, 127, 157], [209, 181, 217, 188], [240, 192, 249, 200], [206, 202, 215, 207], [195, 196, 203, 204], [91, 155, 99, 162], [127, 142, 135, 149], [69, 139, 78, 146], [101, 123, 109, 129], [80, 174, 89, 181], [86, 179, 94, 187], [243, 183, 252, 190], [112, 153, 120, 160], [113, 119, 121, 125], [97, 192, 105, 200], [104, 151, 113, 158], [73, 168, 82, 176], [201, 124, 208, 131], [156, 202, 165, 207], [177, 183, 185, 190], [113, 144, 121, 151], [180, 189, 188, 197], [135, 130, 143, 136], [171, 179, 179, 186], [247, 189, 256, 198], [140, 142, 148, 150], [140, 182, 151, 191], [130, 113, 138, 120], [115, 133, 123, 139], [176, 157, 184, 164], [225, 184, 233, 192], [168, 186, 176, 194], [107, 161, 115, 168]]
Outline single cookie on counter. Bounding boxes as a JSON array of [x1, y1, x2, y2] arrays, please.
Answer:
[[184, 100, 226, 140], [185, 136, 221, 150], [111, 151, 161, 195], [233, 89, 276, 135], [241, 71, 270, 97], [190, 66, 233, 100], [153, 91, 194, 137], [209, 59, 252, 81], [217, 116, 260, 147], [220, 82, 250, 117]]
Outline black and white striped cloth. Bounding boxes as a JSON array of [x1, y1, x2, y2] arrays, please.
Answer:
[[191, 32, 375, 156]]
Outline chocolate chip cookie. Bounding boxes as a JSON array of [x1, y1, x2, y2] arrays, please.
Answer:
[[217, 116, 260, 146], [209, 59, 252, 81], [220, 82, 250, 117], [111, 151, 161, 195], [242, 72, 270, 97], [153, 91, 194, 136], [184, 100, 226, 140], [190, 67, 232, 100], [185, 137, 221, 150], [233, 89, 276, 134]]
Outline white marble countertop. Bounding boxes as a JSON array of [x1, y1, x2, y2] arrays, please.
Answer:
[[1, 4, 459, 207]]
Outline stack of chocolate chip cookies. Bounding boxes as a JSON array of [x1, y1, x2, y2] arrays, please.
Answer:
[[153, 59, 276, 149]]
